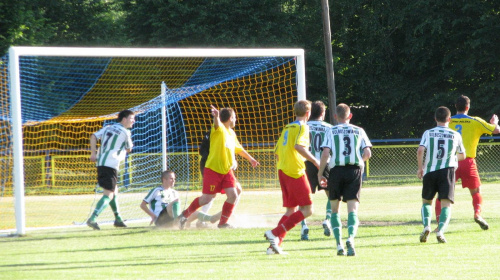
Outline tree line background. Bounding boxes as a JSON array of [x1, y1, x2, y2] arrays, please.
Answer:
[[1, 0, 498, 139]]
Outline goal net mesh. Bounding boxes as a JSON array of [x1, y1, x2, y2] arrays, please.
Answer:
[[0, 52, 298, 230]]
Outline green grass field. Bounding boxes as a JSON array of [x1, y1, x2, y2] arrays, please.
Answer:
[[1, 184, 499, 280]]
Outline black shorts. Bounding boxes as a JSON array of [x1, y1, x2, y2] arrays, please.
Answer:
[[305, 161, 329, 193], [199, 158, 207, 178], [328, 165, 363, 202], [155, 208, 175, 227], [422, 167, 455, 203], [97, 166, 118, 191]]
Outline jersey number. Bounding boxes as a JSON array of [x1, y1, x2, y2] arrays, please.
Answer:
[[436, 139, 445, 160], [343, 136, 351, 156], [102, 132, 114, 149], [282, 130, 289, 146], [310, 132, 322, 152], [455, 124, 462, 135]]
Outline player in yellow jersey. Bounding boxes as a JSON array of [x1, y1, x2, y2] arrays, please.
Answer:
[[178, 106, 259, 229], [264, 100, 320, 254], [434, 95, 499, 230]]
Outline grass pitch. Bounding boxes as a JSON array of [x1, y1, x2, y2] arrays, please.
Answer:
[[1, 184, 499, 280]]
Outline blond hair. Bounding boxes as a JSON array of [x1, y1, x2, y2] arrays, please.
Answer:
[[336, 103, 350, 120], [294, 100, 311, 117]]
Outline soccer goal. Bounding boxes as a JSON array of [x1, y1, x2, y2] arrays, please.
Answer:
[[0, 47, 306, 235]]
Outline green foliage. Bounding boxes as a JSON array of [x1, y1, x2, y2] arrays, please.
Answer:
[[1, 0, 498, 139]]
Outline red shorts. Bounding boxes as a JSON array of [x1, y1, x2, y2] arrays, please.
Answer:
[[455, 157, 481, 189], [278, 170, 312, 208], [202, 168, 237, 195]]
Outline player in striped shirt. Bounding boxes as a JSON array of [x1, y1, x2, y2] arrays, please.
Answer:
[[140, 170, 221, 228], [87, 110, 135, 230], [434, 95, 499, 230], [318, 103, 372, 256], [417, 106, 465, 243], [300, 101, 334, 240]]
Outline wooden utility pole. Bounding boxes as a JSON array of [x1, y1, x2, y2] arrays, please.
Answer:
[[321, 0, 337, 124]]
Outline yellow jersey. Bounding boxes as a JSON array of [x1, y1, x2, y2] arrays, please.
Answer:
[[275, 121, 310, 178], [449, 114, 496, 158], [205, 125, 243, 174]]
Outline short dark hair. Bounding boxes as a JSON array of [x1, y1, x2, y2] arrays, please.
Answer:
[[455, 95, 470, 112], [117, 110, 134, 122], [220, 108, 234, 122], [435, 106, 451, 123], [310, 101, 326, 120]]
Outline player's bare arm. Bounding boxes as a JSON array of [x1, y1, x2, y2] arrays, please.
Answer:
[[210, 105, 221, 129], [140, 200, 156, 225], [416, 146, 425, 179], [362, 147, 372, 162], [89, 134, 98, 162], [490, 114, 500, 134], [295, 144, 319, 168], [238, 150, 260, 167], [318, 147, 330, 187]]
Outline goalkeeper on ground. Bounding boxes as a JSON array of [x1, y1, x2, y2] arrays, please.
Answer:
[[140, 170, 221, 228]]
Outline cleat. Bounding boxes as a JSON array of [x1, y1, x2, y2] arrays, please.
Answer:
[[420, 227, 431, 243], [323, 220, 332, 237], [86, 219, 100, 230], [113, 220, 127, 228], [266, 246, 277, 255], [436, 232, 447, 243], [474, 216, 489, 230], [196, 221, 209, 228], [300, 226, 309, 241], [217, 223, 233, 229], [264, 230, 284, 254], [178, 214, 187, 230], [337, 244, 345, 256], [346, 239, 356, 256]]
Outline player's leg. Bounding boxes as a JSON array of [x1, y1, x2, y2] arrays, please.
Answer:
[[329, 199, 343, 255], [435, 167, 456, 243], [323, 191, 332, 237], [346, 199, 359, 256], [469, 187, 488, 230], [110, 188, 127, 227], [87, 167, 117, 230], [218, 170, 239, 228], [300, 216, 309, 241], [196, 199, 214, 228]]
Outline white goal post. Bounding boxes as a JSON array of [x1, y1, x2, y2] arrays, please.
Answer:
[[5, 47, 306, 235]]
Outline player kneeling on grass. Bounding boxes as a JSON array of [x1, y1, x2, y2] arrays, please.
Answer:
[[140, 170, 222, 228], [417, 106, 465, 244]]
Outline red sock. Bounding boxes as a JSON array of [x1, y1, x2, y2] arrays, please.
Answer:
[[435, 199, 441, 222], [219, 201, 235, 225], [472, 193, 483, 216], [273, 215, 289, 245], [272, 211, 305, 238], [184, 197, 201, 218]]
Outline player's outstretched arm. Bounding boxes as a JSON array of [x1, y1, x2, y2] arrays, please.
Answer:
[[238, 150, 260, 167], [490, 114, 500, 134], [210, 105, 221, 129]]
